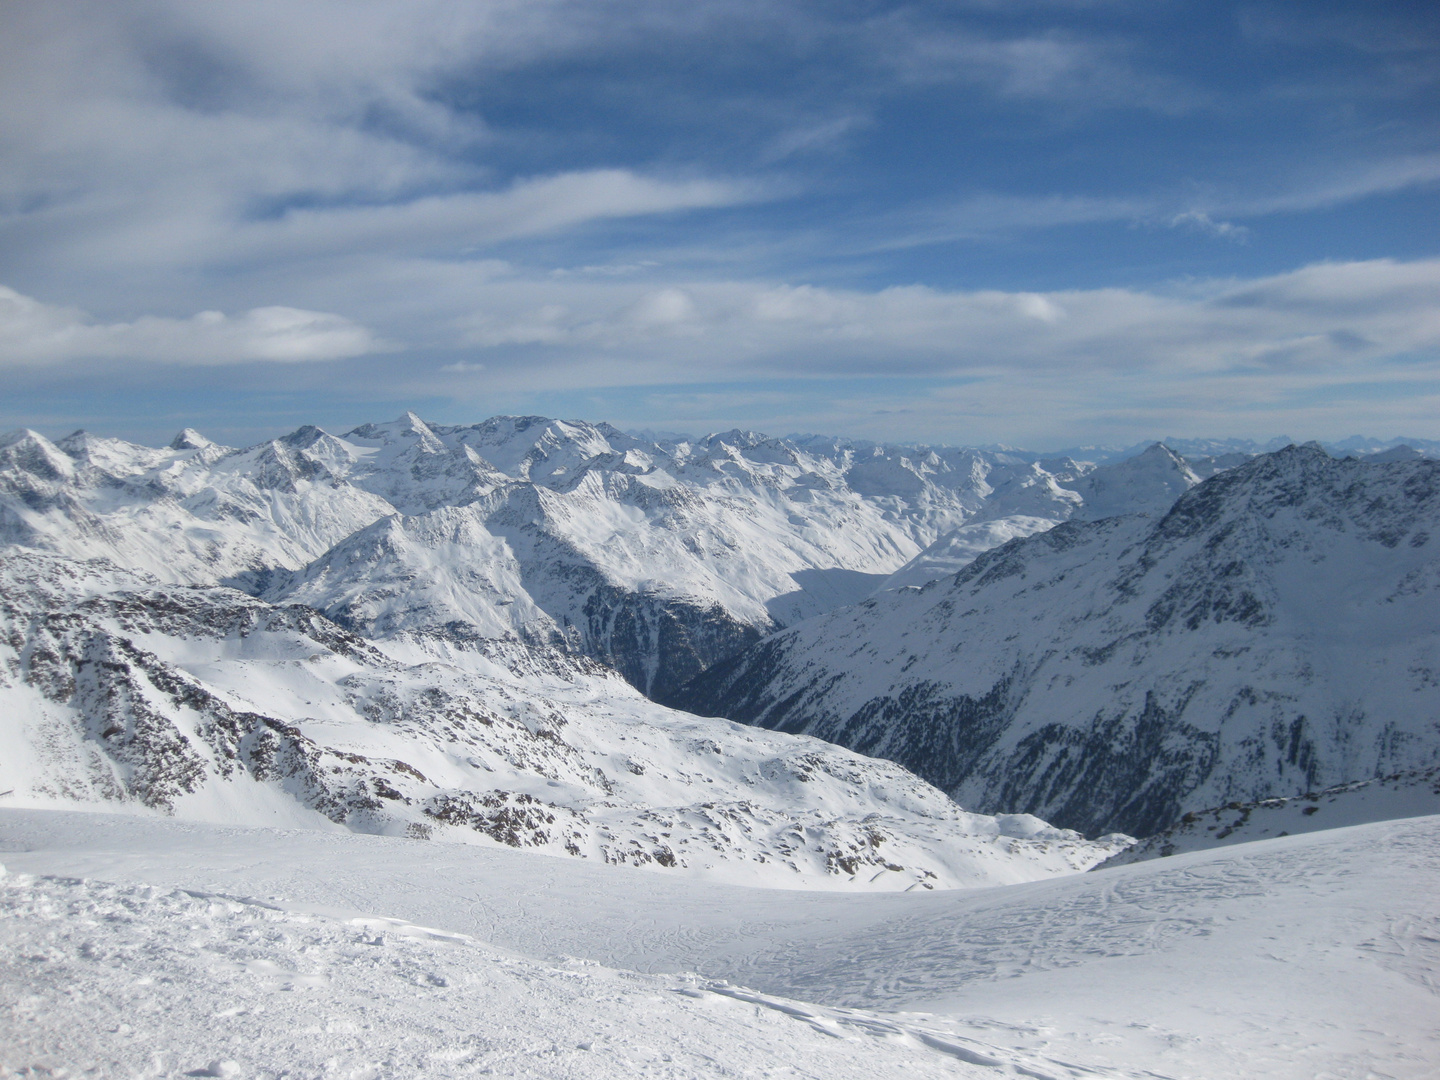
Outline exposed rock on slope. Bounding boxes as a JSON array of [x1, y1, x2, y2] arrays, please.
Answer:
[[671, 446, 1440, 836], [0, 548, 1129, 889], [1099, 767, 1440, 865]]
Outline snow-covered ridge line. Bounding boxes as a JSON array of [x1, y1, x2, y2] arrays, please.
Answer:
[[1098, 766, 1440, 865]]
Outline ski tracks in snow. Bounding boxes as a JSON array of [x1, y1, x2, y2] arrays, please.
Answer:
[[717, 855, 1272, 1011]]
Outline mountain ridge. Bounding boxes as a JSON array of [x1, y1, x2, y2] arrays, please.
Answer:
[[3, 413, 1239, 698], [0, 545, 1131, 889], [669, 445, 1440, 836]]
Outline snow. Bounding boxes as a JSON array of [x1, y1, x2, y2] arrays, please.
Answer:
[[879, 516, 1059, 592], [1103, 766, 1440, 864], [1, 419, 1217, 672], [0, 547, 1129, 892], [5, 418, 1435, 1076], [2, 807, 1437, 1079], [0, 869, 986, 1079], [676, 447, 1440, 837]]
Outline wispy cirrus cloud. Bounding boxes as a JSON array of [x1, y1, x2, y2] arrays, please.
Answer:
[[863, 151, 1440, 252], [0, 1, 761, 287], [403, 256, 1440, 388], [874, 22, 1206, 114]]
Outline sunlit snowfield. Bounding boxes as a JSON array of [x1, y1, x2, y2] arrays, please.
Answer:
[[3, 808, 1437, 1079]]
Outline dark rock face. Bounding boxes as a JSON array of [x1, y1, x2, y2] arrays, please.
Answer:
[[583, 584, 765, 703], [672, 447, 1440, 837]]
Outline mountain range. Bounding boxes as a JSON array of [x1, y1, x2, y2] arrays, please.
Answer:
[[672, 445, 1440, 836], [5, 413, 1439, 857], [2, 414, 1218, 701]]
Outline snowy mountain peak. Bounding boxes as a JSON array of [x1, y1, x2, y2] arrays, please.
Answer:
[[0, 429, 77, 484], [345, 411, 444, 452], [1072, 441, 1202, 521], [169, 428, 213, 451], [276, 424, 330, 449]]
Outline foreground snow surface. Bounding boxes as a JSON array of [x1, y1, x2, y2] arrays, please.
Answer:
[[3, 810, 1437, 1079]]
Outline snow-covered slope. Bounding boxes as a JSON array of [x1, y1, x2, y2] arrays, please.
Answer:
[[1070, 442, 1201, 520], [0, 548, 1128, 891], [2, 417, 1218, 698], [0, 425, 396, 592], [4, 808, 1436, 1079], [672, 445, 1440, 836], [878, 443, 1201, 591], [1099, 766, 1440, 864]]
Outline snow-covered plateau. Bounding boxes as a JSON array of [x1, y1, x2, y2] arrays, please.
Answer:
[[2, 808, 1437, 1079]]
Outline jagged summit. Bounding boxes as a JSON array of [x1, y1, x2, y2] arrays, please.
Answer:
[[1073, 441, 1201, 521], [0, 428, 77, 483], [277, 423, 331, 449], [169, 427, 213, 450]]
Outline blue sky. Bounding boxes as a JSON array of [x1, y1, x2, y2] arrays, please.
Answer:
[[1, 0, 1438, 448]]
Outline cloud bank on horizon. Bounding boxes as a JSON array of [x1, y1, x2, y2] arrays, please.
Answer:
[[1, 0, 1437, 447]]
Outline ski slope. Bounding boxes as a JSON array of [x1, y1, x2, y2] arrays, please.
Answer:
[[2, 808, 1436, 1079]]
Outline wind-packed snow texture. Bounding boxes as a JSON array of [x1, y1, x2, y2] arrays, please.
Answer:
[[0, 417, 1213, 700], [3, 808, 1436, 1079], [0, 547, 1128, 890], [674, 446, 1440, 836]]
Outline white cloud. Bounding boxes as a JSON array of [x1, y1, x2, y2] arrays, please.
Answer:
[[2, 2, 1437, 446], [1222, 154, 1440, 218], [6, 255, 1436, 446], [0, 1, 757, 287], [874, 19, 1205, 114], [0, 286, 380, 365], [406, 257, 1440, 392], [226, 172, 750, 264], [1167, 210, 1248, 241]]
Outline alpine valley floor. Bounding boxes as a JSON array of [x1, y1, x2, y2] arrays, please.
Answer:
[[2, 808, 1437, 1080]]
